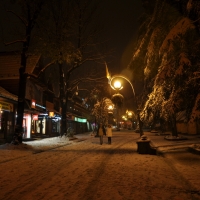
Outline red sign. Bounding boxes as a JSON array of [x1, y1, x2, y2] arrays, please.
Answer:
[[33, 115, 38, 120], [31, 99, 36, 108]]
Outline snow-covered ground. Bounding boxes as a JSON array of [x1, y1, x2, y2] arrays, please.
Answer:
[[0, 131, 200, 200], [0, 134, 86, 162]]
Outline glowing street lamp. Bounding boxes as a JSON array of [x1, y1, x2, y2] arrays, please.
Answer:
[[106, 63, 143, 136], [113, 81, 123, 90], [126, 110, 135, 130], [107, 104, 114, 114], [127, 111, 133, 118], [108, 104, 113, 109], [122, 115, 127, 120], [107, 103, 114, 126], [126, 110, 135, 119]]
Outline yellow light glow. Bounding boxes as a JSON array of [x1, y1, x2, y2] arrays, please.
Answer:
[[49, 112, 54, 117], [108, 105, 113, 110], [128, 112, 132, 117], [114, 81, 121, 89]]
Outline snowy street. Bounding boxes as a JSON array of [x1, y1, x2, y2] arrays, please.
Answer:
[[0, 130, 200, 200]]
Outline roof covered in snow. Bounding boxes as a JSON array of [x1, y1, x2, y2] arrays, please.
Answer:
[[0, 51, 41, 79], [0, 86, 18, 101]]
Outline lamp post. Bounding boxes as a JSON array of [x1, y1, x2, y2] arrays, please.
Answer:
[[126, 110, 134, 118], [107, 104, 114, 125], [110, 88, 124, 131], [126, 110, 134, 129], [106, 66, 143, 136], [107, 104, 114, 114], [122, 115, 127, 121], [121, 115, 127, 129]]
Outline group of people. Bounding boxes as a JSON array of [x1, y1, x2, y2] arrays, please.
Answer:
[[97, 123, 112, 145]]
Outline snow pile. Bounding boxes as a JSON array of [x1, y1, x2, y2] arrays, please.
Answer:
[[0, 143, 33, 150], [0, 136, 72, 152], [192, 144, 200, 151]]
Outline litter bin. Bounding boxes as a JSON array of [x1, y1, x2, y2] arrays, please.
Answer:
[[136, 135, 151, 154]]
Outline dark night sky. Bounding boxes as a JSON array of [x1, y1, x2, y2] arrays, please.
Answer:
[[97, 0, 144, 112], [0, 0, 144, 70], [98, 0, 143, 72]]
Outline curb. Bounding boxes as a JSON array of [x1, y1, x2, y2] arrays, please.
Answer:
[[188, 147, 200, 155]]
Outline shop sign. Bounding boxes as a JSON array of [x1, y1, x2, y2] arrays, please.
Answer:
[[0, 101, 13, 112], [75, 117, 87, 123], [36, 103, 46, 110], [31, 99, 36, 108], [32, 115, 38, 120], [49, 112, 54, 117]]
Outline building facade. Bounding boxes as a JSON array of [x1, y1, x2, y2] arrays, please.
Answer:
[[0, 52, 92, 142], [0, 52, 61, 142]]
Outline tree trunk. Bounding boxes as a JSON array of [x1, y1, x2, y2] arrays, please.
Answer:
[[14, 50, 27, 144], [171, 114, 178, 137], [138, 113, 143, 137], [10, 1, 44, 144], [59, 63, 66, 136]]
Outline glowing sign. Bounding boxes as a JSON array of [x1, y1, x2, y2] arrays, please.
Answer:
[[31, 99, 36, 108], [0, 101, 13, 112], [75, 117, 87, 123], [32, 115, 38, 120], [49, 112, 54, 117]]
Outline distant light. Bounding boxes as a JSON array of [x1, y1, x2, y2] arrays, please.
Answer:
[[128, 112, 132, 117], [49, 112, 54, 117], [108, 105, 113, 110]]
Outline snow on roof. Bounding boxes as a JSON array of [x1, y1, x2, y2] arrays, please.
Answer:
[[0, 52, 40, 79], [0, 86, 18, 101]]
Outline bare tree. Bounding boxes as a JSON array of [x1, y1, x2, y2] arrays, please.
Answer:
[[2, 0, 47, 144], [36, 0, 110, 136]]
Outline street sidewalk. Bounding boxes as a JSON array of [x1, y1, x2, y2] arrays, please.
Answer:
[[0, 132, 92, 164], [143, 131, 200, 154], [1, 130, 200, 195], [2, 130, 200, 154], [1, 130, 200, 162]]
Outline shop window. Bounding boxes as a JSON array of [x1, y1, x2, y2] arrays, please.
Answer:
[[23, 114, 31, 138]]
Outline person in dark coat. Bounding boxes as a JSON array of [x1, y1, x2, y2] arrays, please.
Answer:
[[106, 124, 113, 144], [97, 123, 106, 145]]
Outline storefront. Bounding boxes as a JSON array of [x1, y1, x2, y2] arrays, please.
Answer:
[[0, 100, 16, 142], [46, 101, 61, 136], [25, 99, 47, 138], [23, 113, 31, 138], [22, 100, 61, 138], [67, 115, 89, 134], [46, 113, 61, 137], [31, 114, 46, 135]]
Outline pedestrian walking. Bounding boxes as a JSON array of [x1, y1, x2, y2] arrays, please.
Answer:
[[97, 123, 106, 145], [106, 124, 112, 144]]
